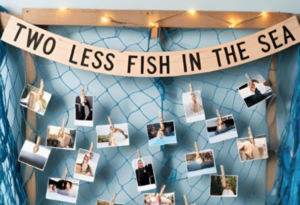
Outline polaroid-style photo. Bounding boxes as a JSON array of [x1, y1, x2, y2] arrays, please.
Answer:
[[18, 140, 51, 171], [96, 123, 129, 148], [146, 121, 177, 146], [132, 156, 156, 192], [74, 95, 93, 126], [210, 175, 238, 197], [185, 149, 217, 178], [237, 135, 269, 162], [182, 91, 206, 123], [46, 125, 77, 150], [96, 199, 124, 205], [73, 148, 100, 182], [20, 84, 52, 116], [46, 177, 79, 203], [206, 114, 238, 144], [144, 193, 175, 205], [238, 75, 274, 108]]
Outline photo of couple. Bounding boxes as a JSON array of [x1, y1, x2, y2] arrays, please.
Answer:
[[75, 90, 93, 126], [46, 125, 76, 150], [237, 135, 268, 162], [185, 149, 216, 177], [144, 193, 175, 205], [46, 177, 79, 203], [132, 156, 156, 192], [206, 114, 238, 144], [210, 175, 238, 197], [146, 121, 177, 146], [97, 123, 129, 148], [182, 90, 206, 123]]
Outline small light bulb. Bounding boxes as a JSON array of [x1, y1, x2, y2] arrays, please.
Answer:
[[101, 16, 111, 23], [188, 10, 196, 15], [261, 12, 267, 17], [150, 22, 156, 27], [230, 23, 236, 28], [60, 7, 67, 11]]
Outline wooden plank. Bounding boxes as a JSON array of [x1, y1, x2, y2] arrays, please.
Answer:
[[0, 12, 22, 29], [22, 8, 293, 29]]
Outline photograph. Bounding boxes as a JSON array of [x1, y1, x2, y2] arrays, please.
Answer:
[[210, 175, 238, 197], [185, 149, 217, 178], [73, 148, 100, 182], [20, 83, 52, 116], [96, 123, 129, 148], [146, 121, 177, 146], [132, 156, 156, 192], [182, 91, 206, 123], [46, 125, 77, 150], [237, 135, 269, 162], [144, 193, 175, 205], [46, 177, 79, 203], [238, 74, 274, 108], [96, 199, 124, 205], [18, 140, 51, 171], [75, 95, 93, 126], [206, 114, 238, 144]]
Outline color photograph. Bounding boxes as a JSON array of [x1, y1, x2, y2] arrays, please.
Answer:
[[206, 114, 238, 144], [20, 84, 52, 115], [182, 91, 206, 123], [73, 148, 100, 182], [238, 75, 274, 108], [75, 95, 93, 126], [144, 193, 175, 205], [46, 125, 77, 150], [46, 177, 79, 203], [185, 149, 217, 177], [237, 135, 268, 162], [96, 123, 129, 148], [132, 156, 156, 192], [210, 175, 238, 197], [146, 121, 177, 146], [96, 199, 124, 205], [18, 140, 51, 171]]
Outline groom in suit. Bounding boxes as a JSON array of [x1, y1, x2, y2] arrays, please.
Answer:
[[136, 160, 155, 186]]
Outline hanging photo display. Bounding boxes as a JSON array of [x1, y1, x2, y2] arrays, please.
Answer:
[[182, 90, 206, 123], [146, 120, 177, 146], [46, 125, 77, 150], [144, 193, 175, 205], [46, 177, 79, 203], [205, 114, 238, 144], [185, 149, 217, 177], [210, 175, 238, 197], [132, 156, 156, 192], [96, 123, 129, 148]]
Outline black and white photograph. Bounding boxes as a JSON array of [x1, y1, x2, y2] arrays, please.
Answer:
[[46, 125, 77, 150], [96, 123, 129, 148], [185, 149, 216, 177], [238, 75, 274, 108], [46, 177, 79, 203], [210, 175, 238, 197], [146, 121, 177, 146], [75, 95, 93, 126], [206, 114, 238, 144], [132, 156, 156, 192], [182, 91, 206, 123], [237, 135, 268, 162], [20, 83, 52, 116], [144, 193, 175, 205], [96, 199, 124, 205], [18, 140, 51, 171], [74, 148, 100, 182]]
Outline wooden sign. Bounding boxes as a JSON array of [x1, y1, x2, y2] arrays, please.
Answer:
[[2, 16, 300, 77]]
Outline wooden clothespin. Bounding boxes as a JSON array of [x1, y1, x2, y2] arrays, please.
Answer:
[[245, 73, 251, 82], [88, 142, 94, 158], [110, 194, 115, 205], [39, 79, 44, 94], [216, 109, 221, 118], [81, 86, 85, 97], [108, 116, 113, 126], [158, 111, 165, 130], [33, 136, 41, 153], [62, 167, 68, 180], [159, 184, 166, 196], [136, 150, 141, 159], [183, 195, 189, 205], [194, 142, 200, 159], [220, 165, 226, 187], [189, 83, 193, 93], [150, 22, 159, 39], [248, 126, 253, 139]]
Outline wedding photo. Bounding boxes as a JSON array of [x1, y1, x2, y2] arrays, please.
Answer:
[[18, 140, 51, 171], [238, 75, 274, 108], [210, 175, 238, 197], [206, 114, 238, 144], [96, 123, 129, 148], [73, 148, 100, 182], [20, 84, 52, 116], [185, 149, 217, 177], [144, 193, 175, 205], [132, 156, 156, 192], [237, 135, 269, 162], [182, 91, 206, 123], [46, 125, 77, 150], [74, 95, 93, 126], [146, 121, 177, 146], [46, 177, 79, 203], [97, 199, 124, 205]]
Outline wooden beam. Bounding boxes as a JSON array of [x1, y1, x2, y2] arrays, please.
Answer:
[[0, 12, 22, 29], [22, 8, 293, 29]]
